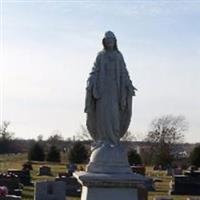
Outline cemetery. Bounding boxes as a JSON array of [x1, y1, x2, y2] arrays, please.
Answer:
[[1, 1, 200, 200], [0, 153, 200, 200]]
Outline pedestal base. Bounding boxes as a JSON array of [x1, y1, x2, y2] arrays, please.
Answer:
[[82, 186, 137, 200], [86, 144, 132, 174], [74, 172, 148, 200]]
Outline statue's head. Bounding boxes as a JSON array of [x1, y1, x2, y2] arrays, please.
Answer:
[[102, 31, 118, 51]]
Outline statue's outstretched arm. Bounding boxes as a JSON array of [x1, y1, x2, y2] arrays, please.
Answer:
[[84, 54, 101, 113]]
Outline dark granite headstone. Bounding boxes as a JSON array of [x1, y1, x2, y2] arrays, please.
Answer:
[[173, 168, 183, 176], [0, 174, 22, 196], [38, 166, 52, 176], [8, 169, 32, 186], [55, 175, 81, 197], [22, 162, 33, 171], [170, 170, 200, 195]]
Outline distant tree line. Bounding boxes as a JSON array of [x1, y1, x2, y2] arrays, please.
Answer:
[[2, 116, 200, 168], [28, 141, 90, 163], [28, 142, 61, 162]]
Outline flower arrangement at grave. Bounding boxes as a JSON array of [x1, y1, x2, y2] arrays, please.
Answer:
[[0, 186, 8, 197]]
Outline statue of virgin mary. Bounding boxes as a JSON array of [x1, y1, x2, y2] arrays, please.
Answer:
[[85, 31, 136, 146]]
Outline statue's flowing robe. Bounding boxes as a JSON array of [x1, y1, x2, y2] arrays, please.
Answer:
[[84, 50, 136, 145]]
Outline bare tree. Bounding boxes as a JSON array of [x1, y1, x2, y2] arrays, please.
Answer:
[[47, 130, 63, 143], [76, 124, 138, 143], [0, 121, 14, 140], [76, 125, 136, 142], [75, 125, 92, 141], [47, 130, 64, 149], [0, 121, 14, 153], [146, 115, 188, 166], [120, 131, 136, 142], [147, 115, 187, 144], [37, 134, 43, 141]]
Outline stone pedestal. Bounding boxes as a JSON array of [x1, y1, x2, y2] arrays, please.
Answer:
[[86, 144, 132, 174], [74, 144, 148, 200], [74, 172, 147, 200]]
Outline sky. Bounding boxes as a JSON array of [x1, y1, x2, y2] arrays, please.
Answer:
[[0, 0, 200, 142]]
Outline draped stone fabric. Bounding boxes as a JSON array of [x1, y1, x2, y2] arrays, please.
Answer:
[[85, 49, 136, 145]]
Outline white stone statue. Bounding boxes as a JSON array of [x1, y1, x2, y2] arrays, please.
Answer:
[[74, 32, 147, 200], [85, 31, 136, 146]]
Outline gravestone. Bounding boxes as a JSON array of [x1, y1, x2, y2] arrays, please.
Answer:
[[173, 168, 183, 176], [55, 175, 81, 197], [38, 166, 52, 176], [0, 173, 22, 196], [35, 181, 66, 200], [8, 169, 32, 186], [170, 170, 200, 195], [22, 162, 33, 171]]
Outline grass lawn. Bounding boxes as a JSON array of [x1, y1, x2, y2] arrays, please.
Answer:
[[0, 153, 200, 200]]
